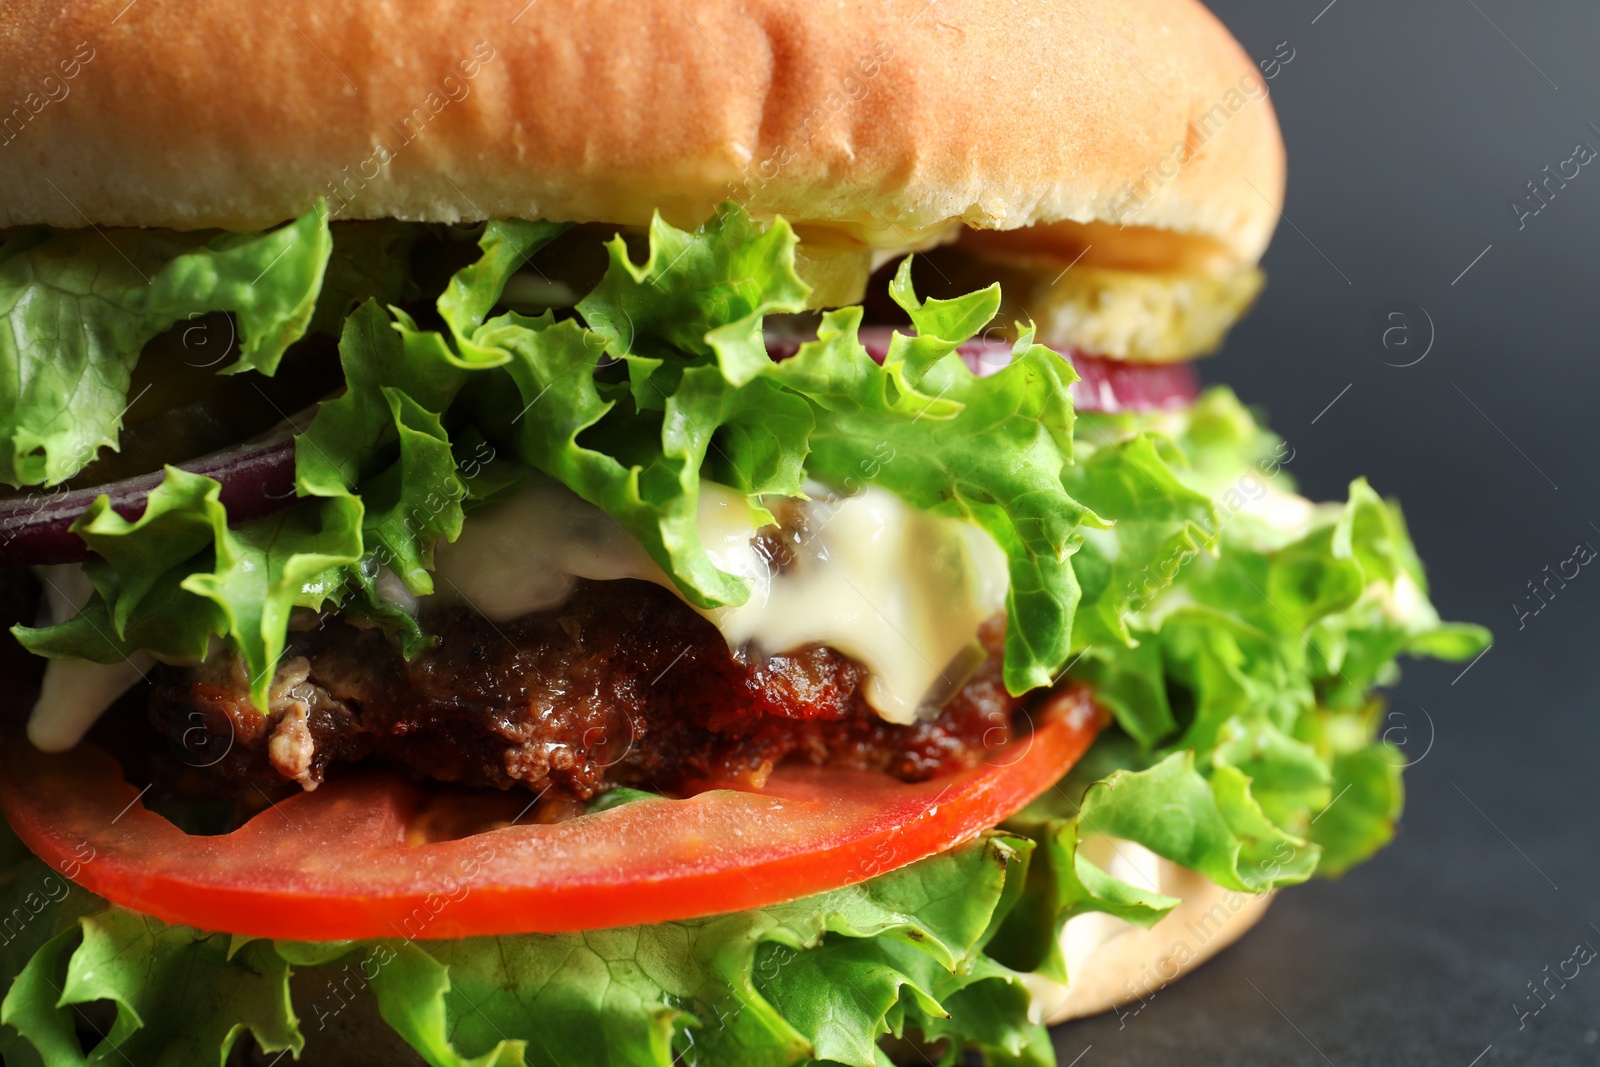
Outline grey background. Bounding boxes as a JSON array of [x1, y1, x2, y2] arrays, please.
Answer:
[[1051, 1, 1600, 1064]]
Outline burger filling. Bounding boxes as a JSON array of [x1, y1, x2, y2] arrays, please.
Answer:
[[139, 471, 1018, 799], [0, 202, 1482, 825], [147, 583, 1017, 798], [0, 201, 1488, 1067]]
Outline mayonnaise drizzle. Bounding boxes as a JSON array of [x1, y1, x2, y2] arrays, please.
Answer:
[[27, 564, 153, 752]]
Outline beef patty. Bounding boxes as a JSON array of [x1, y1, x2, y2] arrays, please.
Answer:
[[147, 578, 1022, 800]]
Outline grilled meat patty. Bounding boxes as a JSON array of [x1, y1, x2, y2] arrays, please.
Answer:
[[147, 578, 1020, 800]]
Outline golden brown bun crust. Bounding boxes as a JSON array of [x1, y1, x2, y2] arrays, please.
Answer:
[[1030, 853, 1273, 1025], [0, 0, 1282, 262]]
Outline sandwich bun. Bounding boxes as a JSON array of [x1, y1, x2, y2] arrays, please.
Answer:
[[0, 0, 1282, 266], [1027, 845, 1274, 1026]]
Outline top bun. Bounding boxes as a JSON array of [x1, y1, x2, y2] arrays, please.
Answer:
[[0, 0, 1283, 263]]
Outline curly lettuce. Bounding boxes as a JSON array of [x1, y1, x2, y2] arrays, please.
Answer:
[[13, 467, 363, 706], [0, 392, 1489, 1067], [0, 828, 1050, 1067], [16, 203, 1109, 697], [0, 200, 1490, 1067], [0, 205, 333, 487]]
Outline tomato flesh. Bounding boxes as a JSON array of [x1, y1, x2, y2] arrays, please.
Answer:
[[0, 690, 1101, 941]]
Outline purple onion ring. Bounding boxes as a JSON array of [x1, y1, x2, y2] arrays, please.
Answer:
[[0, 436, 298, 568], [1, 332, 1197, 569], [765, 326, 1199, 415]]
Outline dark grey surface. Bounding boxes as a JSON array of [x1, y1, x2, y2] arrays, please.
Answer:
[[1050, 2, 1600, 1064]]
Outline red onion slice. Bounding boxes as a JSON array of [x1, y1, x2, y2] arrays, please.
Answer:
[[766, 326, 1199, 414], [1, 331, 1195, 570], [0, 436, 298, 568]]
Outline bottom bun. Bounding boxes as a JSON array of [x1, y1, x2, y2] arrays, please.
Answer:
[[1026, 836, 1274, 1026]]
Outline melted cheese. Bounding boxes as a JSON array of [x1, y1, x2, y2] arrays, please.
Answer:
[[373, 564, 421, 615], [432, 476, 667, 619], [433, 477, 1010, 724], [703, 486, 1009, 724]]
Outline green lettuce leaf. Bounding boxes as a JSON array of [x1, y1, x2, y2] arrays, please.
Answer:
[[309, 220, 425, 337], [2, 915, 302, 1067], [1308, 740, 1406, 876], [13, 467, 363, 707], [1063, 431, 1216, 653], [461, 206, 820, 609], [576, 207, 809, 386], [1140, 756, 1320, 890], [1079, 400, 1488, 726], [0, 832, 1047, 1067], [769, 279, 1093, 695], [440, 219, 573, 363], [985, 395, 1488, 977], [0, 204, 332, 486], [294, 221, 571, 605], [889, 950, 1054, 1067], [471, 308, 815, 609], [296, 301, 469, 596]]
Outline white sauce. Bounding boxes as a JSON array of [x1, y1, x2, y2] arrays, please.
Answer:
[[1372, 572, 1427, 625], [1057, 836, 1165, 989], [373, 564, 421, 615], [432, 476, 668, 619], [35, 562, 93, 631], [433, 476, 1010, 724], [27, 564, 153, 753], [1239, 487, 1317, 534], [29, 655, 152, 753]]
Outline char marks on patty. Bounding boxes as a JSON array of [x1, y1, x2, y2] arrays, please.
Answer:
[[147, 579, 1019, 800]]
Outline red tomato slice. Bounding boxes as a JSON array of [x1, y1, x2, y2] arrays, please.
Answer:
[[0, 689, 1102, 941]]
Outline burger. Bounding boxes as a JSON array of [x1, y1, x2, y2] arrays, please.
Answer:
[[0, 1, 1488, 1064]]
